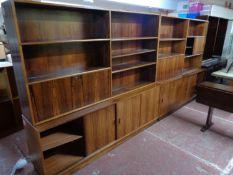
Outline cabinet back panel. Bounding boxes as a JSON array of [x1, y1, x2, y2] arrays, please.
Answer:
[[29, 70, 111, 122], [111, 12, 158, 38], [23, 42, 110, 82], [15, 3, 109, 42]]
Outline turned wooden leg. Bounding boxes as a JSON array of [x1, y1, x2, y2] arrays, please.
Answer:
[[201, 106, 214, 132]]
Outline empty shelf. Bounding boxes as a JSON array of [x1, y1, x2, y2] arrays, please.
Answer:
[[112, 49, 155, 59], [41, 132, 82, 151], [21, 39, 110, 46], [112, 81, 154, 96], [28, 67, 110, 85], [112, 61, 156, 74], [160, 38, 186, 41], [183, 68, 202, 75], [112, 37, 157, 41], [158, 53, 184, 59], [185, 53, 202, 58], [44, 154, 83, 175]]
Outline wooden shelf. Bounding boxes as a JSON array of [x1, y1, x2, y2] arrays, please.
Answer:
[[183, 68, 202, 76], [21, 39, 110, 46], [112, 62, 155, 74], [41, 132, 82, 151], [112, 49, 155, 59], [28, 67, 110, 85], [160, 38, 186, 41], [112, 81, 153, 96], [187, 36, 205, 38], [112, 37, 157, 42], [185, 53, 202, 58], [158, 53, 184, 59], [44, 154, 83, 175]]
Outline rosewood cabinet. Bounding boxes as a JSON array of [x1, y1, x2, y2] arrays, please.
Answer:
[[2, 0, 208, 174]]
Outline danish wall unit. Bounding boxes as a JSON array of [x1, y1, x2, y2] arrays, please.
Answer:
[[3, 0, 208, 174]]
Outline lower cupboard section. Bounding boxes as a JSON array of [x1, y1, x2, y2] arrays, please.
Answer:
[[28, 77, 197, 175], [159, 74, 197, 116]]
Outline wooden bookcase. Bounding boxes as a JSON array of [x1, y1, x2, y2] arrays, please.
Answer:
[[3, 1, 208, 174]]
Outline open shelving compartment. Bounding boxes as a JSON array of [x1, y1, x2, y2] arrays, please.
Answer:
[[15, 2, 110, 44], [158, 40, 186, 59], [188, 20, 208, 37], [160, 16, 188, 39], [184, 54, 202, 73], [112, 65, 156, 95], [111, 11, 159, 40], [40, 118, 85, 175], [185, 37, 194, 56], [112, 39, 157, 73], [23, 41, 110, 84]]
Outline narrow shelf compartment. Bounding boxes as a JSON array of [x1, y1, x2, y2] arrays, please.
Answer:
[[112, 49, 155, 59], [112, 81, 153, 96], [23, 41, 110, 84], [44, 154, 83, 175], [112, 61, 155, 74], [111, 11, 159, 39], [41, 132, 82, 151]]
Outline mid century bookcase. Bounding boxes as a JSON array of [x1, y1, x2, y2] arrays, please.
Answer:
[[2, 0, 208, 174]]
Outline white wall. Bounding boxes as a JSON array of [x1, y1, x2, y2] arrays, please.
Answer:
[[39, 0, 178, 12], [211, 5, 233, 19]]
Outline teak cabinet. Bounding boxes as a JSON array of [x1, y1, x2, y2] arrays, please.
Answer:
[[2, 0, 208, 174]]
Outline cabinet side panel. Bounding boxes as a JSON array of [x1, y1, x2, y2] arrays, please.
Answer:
[[24, 117, 44, 175], [2, 1, 33, 122]]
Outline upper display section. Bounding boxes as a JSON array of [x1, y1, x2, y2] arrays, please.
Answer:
[[15, 2, 110, 44], [160, 16, 188, 39], [111, 11, 159, 39]]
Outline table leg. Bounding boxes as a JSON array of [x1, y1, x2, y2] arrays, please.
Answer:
[[201, 106, 214, 132]]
